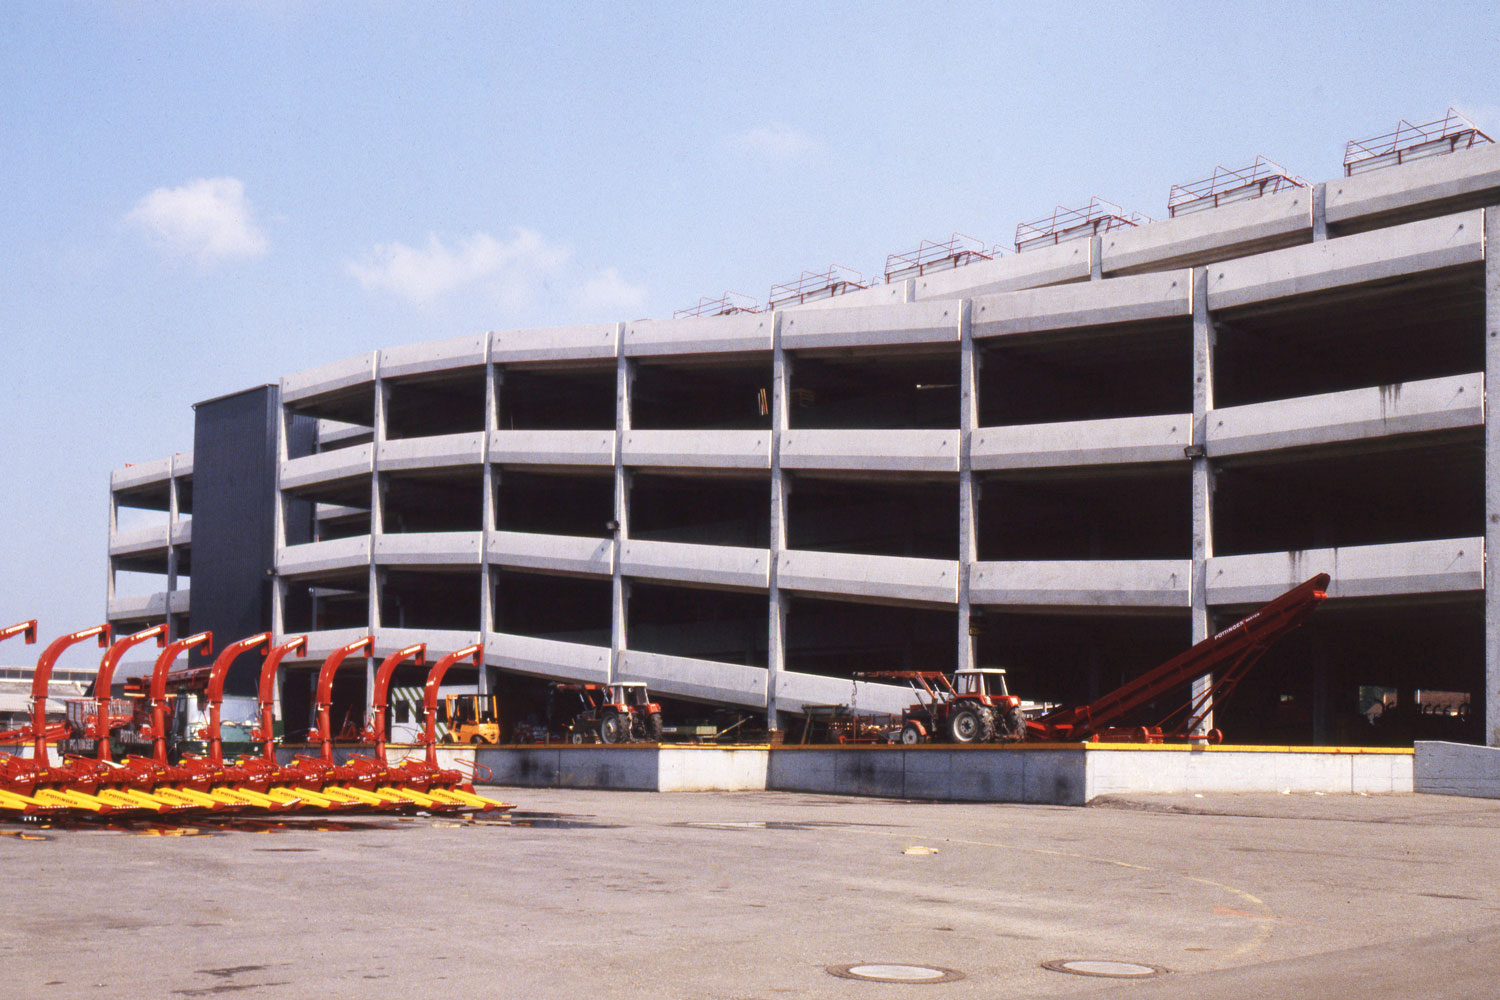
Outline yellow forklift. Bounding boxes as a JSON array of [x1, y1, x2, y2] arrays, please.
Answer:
[[437, 693, 501, 744]]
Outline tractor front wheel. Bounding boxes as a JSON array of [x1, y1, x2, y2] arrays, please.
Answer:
[[644, 712, 664, 742], [900, 723, 924, 745], [599, 712, 628, 745], [947, 706, 996, 744]]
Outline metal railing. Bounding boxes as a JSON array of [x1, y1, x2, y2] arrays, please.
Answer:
[[1167, 156, 1308, 217], [673, 292, 761, 319], [767, 265, 867, 310], [1344, 108, 1493, 176], [883, 233, 993, 283], [1014, 197, 1150, 252]]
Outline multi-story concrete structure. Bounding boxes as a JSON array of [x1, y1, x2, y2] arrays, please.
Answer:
[[108, 116, 1500, 748]]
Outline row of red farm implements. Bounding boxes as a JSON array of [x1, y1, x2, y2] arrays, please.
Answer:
[[0, 622, 510, 820]]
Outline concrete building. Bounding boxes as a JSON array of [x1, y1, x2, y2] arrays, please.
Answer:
[[108, 113, 1500, 748]]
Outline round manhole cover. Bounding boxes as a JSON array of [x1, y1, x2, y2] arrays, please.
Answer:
[[1042, 959, 1165, 979], [826, 964, 965, 984]]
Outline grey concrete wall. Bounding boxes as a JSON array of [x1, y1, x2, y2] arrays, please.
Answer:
[[1414, 740, 1500, 798]]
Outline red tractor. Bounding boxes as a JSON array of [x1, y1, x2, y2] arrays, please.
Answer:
[[554, 683, 664, 744], [860, 668, 1028, 744]]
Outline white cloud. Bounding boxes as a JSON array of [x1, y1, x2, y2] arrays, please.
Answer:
[[730, 123, 818, 162], [573, 267, 647, 314], [126, 177, 268, 264], [346, 228, 571, 306]]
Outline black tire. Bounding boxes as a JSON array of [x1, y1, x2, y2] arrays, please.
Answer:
[[899, 723, 924, 745], [469, 734, 487, 745], [599, 712, 628, 745], [947, 705, 996, 744], [644, 712, 664, 742], [1003, 705, 1027, 742], [568, 730, 587, 745]]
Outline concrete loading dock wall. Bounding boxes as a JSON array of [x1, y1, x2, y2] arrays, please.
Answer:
[[473, 744, 1414, 806]]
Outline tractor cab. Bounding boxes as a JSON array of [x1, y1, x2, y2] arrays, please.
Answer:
[[607, 682, 654, 709], [953, 668, 1013, 703]]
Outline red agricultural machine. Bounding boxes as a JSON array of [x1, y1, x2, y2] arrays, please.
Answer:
[[554, 682, 663, 744], [853, 574, 1330, 745], [0, 622, 511, 820]]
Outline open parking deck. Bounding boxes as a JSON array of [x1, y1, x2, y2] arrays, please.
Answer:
[[3, 788, 1498, 998]]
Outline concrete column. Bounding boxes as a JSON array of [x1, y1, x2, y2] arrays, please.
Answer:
[[106, 487, 118, 615], [478, 354, 498, 696], [1190, 266, 1216, 734], [957, 299, 978, 672], [610, 324, 629, 683], [271, 403, 289, 637], [1485, 207, 1500, 747], [766, 311, 789, 732], [1312, 183, 1328, 242], [165, 454, 180, 636], [1089, 235, 1103, 280], [368, 374, 387, 634]]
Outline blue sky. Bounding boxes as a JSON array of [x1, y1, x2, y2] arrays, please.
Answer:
[[2, 1, 1497, 665]]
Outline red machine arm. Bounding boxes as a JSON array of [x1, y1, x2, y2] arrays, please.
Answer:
[[421, 644, 483, 765], [149, 632, 213, 763], [1, 620, 38, 645], [1030, 574, 1331, 742], [314, 636, 375, 763], [94, 624, 169, 761], [203, 633, 271, 766], [30, 624, 111, 759], [367, 644, 426, 765], [255, 636, 307, 762]]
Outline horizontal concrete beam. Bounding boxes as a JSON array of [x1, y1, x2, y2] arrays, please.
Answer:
[[618, 649, 768, 707], [777, 549, 959, 605], [376, 432, 484, 471], [1100, 185, 1311, 275], [970, 269, 1191, 338], [107, 588, 188, 622], [488, 531, 614, 577], [621, 429, 771, 470], [970, 560, 1190, 607], [1205, 537, 1484, 605], [624, 313, 772, 356], [110, 455, 177, 493], [490, 323, 617, 363], [1208, 210, 1483, 310], [1206, 373, 1483, 457], [373, 531, 482, 568], [489, 429, 616, 467], [619, 539, 770, 590], [772, 669, 915, 717], [282, 352, 374, 404], [780, 428, 959, 473], [277, 536, 371, 578], [972, 413, 1191, 470], [379, 333, 487, 379], [485, 632, 611, 683], [1326, 143, 1500, 225], [781, 299, 960, 350], [281, 444, 372, 492]]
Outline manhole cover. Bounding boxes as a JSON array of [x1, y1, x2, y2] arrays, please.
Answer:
[[826, 964, 965, 984], [1042, 959, 1165, 979]]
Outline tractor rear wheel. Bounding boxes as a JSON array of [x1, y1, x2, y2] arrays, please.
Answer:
[[644, 712, 664, 742], [599, 712, 628, 744], [947, 705, 996, 744]]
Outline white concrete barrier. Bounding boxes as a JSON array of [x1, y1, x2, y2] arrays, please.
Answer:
[[1414, 741, 1500, 799]]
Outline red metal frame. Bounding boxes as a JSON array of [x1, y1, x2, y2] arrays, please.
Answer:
[[28, 625, 111, 759], [313, 636, 375, 763], [1344, 108, 1492, 175], [1, 620, 37, 645], [1015, 197, 1149, 252], [673, 292, 760, 318], [202, 633, 271, 766], [884, 234, 992, 284], [1167, 157, 1307, 217], [93, 624, 169, 761], [1029, 574, 1330, 742], [421, 644, 484, 765], [366, 643, 426, 764], [148, 632, 213, 763], [767, 265, 866, 310], [255, 635, 307, 762]]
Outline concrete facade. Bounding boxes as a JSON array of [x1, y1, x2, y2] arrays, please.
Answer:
[[108, 141, 1500, 747]]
